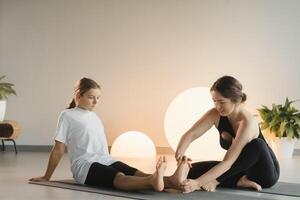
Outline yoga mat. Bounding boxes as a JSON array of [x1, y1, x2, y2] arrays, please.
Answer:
[[214, 182, 300, 198], [29, 179, 272, 200], [258, 182, 300, 197]]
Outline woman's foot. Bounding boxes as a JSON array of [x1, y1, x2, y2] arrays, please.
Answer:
[[151, 156, 167, 192], [181, 179, 201, 193], [201, 179, 219, 192], [168, 156, 191, 189], [237, 175, 262, 191]]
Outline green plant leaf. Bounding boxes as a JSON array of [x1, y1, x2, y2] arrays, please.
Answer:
[[295, 117, 300, 127], [0, 75, 17, 99], [0, 75, 6, 81], [257, 97, 300, 139], [287, 127, 294, 139]]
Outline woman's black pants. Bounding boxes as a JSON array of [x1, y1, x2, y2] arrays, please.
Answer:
[[187, 138, 280, 188]]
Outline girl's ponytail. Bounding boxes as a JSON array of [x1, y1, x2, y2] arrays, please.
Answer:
[[67, 98, 76, 109]]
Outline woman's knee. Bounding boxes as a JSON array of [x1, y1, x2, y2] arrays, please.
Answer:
[[246, 138, 267, 152], [249, 138, 265, 146]]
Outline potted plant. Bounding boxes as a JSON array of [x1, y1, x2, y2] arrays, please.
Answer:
[[257, 98, 300, 158], [0, 75, 17, 121]]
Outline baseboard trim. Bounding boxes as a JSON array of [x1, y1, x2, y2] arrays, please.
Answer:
[[1, 145, 53, 152], [1, 145, 175, 154]]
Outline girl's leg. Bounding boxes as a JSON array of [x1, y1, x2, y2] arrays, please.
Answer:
[[134, 170, 149, 176], [109, 161, 148, 177], [113, 156, 167, 191], [110, 158, 168, 178], [112, 157, 191, 190], [116, 156, 191, 190], [85, 157, 167, 191]]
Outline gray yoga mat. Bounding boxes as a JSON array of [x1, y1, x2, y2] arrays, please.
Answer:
[[215, 181, 300, 198], [258, 182, 300, 197], [29, 179, 272, 200]]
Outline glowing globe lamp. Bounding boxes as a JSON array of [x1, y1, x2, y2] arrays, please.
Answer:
[[111, 131, 156, 158], [164, 87, 226, 160]]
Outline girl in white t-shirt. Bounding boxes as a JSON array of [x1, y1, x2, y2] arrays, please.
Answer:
[[30, 77, 190, 192]]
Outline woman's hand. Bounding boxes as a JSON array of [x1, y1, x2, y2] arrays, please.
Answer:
[[175, 148, 186, 162], [200, 179, 219, 192], [180, 179, 201, 193], [177, 156, 193, 168], [29, 176, 49, 182]]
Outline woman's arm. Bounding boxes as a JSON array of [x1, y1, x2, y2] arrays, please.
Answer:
[[175, 108, 218, 161], [192, 120, 255, 190], [30, 140, 66, 181]]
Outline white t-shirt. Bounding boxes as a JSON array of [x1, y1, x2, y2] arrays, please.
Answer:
[[55, 107, 116, 184]]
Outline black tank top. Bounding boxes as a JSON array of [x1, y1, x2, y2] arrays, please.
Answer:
[[217, 116, 266, 150]]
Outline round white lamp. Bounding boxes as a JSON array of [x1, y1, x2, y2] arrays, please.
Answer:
[[111, 131, 156, 158], [164, 87, 226, 161]]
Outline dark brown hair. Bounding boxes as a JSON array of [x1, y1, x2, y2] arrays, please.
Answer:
[[210, 75, 247, 103], [67, 77, 101, 109]]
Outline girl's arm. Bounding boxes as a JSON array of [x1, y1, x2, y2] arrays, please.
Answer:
[[175, 108, 218, 161], [30, 140, 66, 181], [193, 120, 254, 188]]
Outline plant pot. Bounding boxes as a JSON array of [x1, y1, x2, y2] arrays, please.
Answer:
[[272, 137, 294, 159], [0, 100, 7, 121]]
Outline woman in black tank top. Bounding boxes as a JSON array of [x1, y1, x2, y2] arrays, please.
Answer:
[[176, 76, 280, 193]]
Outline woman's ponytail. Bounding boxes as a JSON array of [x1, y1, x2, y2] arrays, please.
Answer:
[[241, 93, 247, 102]]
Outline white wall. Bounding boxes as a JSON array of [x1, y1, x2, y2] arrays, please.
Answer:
[[1, 0, 300, 147]]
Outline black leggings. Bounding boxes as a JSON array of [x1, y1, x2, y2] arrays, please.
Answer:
[[187, 138, 280, 188], [84, 161, 138, 188]]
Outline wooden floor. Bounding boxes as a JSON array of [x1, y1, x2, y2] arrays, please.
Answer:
[[1, 152, 300, 200]]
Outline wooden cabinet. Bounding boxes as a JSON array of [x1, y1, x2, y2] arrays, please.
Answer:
[[0, 120, 21, 154]]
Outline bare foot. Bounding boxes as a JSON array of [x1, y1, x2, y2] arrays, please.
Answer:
[[151, 156, 167, 192], [181, 179, 201, 193], [237, 175, 262, 191], [169, 156, 191, 189], [201, 179, 219, 192]]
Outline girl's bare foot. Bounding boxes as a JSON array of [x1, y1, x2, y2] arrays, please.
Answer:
[[169, 156, 191, 189], [237, 175, 262, 191], [151, 156, 167, 192], [201, 179, 219, 192]]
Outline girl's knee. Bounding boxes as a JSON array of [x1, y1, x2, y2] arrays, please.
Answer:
[[113, 172, 125, 188]]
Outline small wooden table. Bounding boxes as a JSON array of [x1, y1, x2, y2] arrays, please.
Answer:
[[0, 120, 21, 154]]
